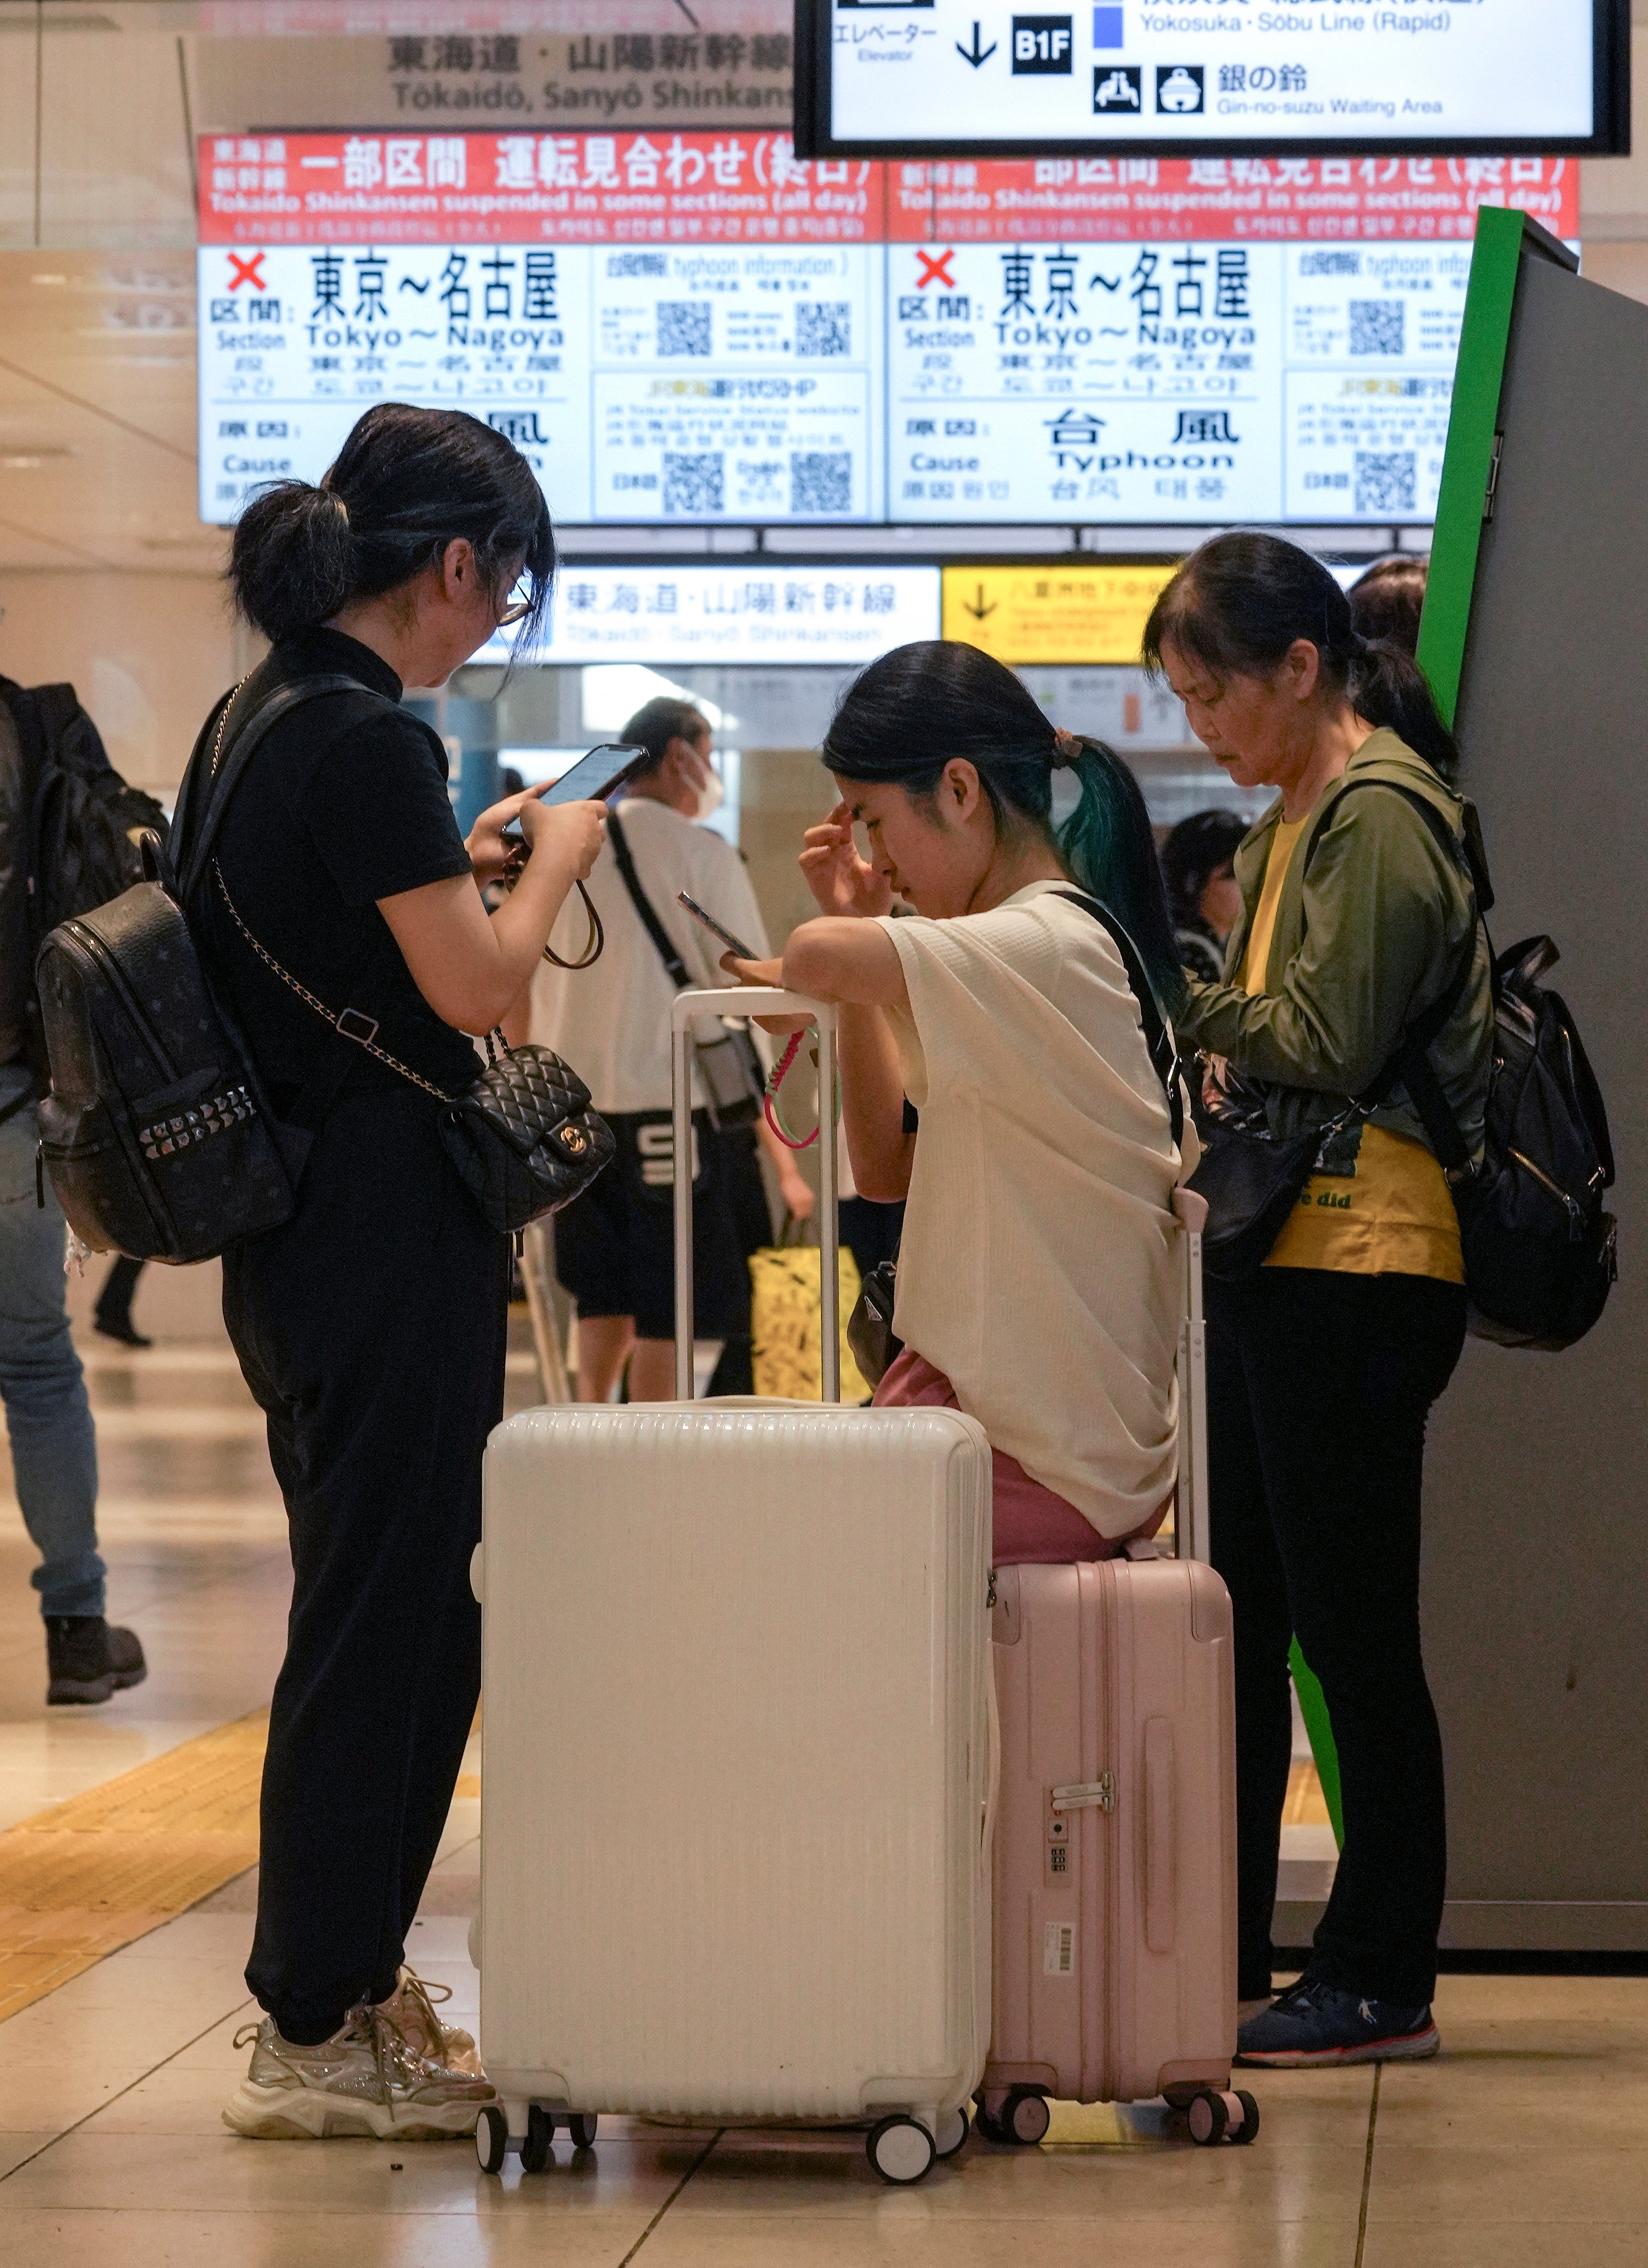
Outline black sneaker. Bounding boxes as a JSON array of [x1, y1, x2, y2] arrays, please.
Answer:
[[46, 1617, 148, 1706], [1235, 1975, 1438, 2068]]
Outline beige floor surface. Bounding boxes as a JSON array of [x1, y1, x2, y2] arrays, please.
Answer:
[[0, 1293, 1643, 2265]]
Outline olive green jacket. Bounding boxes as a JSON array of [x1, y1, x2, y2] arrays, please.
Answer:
[[1175, 729, 1494, 1160]]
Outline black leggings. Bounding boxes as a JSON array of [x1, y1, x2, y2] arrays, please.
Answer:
[[1207, 1266, 1466, 2007], [225, 1084, 507, 2044]]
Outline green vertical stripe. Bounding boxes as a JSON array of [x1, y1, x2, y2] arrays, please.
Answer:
[[1415, 206, 1526, 728], [1289, 1639, 1344, 1850]]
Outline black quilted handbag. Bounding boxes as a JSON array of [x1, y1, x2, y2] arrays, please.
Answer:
[[439, 1036, 615, 1233], [211, 860, 613, 1237]]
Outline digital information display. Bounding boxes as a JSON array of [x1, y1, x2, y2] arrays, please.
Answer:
[[197, 130, 1578, 533], [803, 0, 1628, 160]]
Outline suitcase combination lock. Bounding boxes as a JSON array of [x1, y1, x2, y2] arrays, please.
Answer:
[[1045, 1773, 1114, 1880]]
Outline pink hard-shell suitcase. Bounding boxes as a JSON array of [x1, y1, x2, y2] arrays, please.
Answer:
[[978, 1188, 1255, 2150]]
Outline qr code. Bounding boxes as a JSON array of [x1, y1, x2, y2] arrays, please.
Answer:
[[663, 452, 724, 514], [1354, 450, 1416, 515], [608, 251, 667, 278], [1349, 299, 1404, 356], [1300, 251, 1360, 277], [790, 450, 852, 514], [656, 301, 712, 357], [795, 301, 851, 357]]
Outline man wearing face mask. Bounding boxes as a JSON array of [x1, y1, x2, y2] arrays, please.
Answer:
[[529, 697, 812, 1401]]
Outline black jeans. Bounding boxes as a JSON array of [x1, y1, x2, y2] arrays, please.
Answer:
[[225, 1084, 508, 2044], [1207, 1266, 1466, 2007]]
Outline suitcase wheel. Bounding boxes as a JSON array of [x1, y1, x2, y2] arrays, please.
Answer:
[[978, 2086, 1050, 2147], [934, 2105, 969, 2160], [867, 2114, 937, 2185], [475, 2103, 509, 2175], [1189, 2088, 1255, 2146], [567, 2113, 598, 2151], [520, 2105, 555, 2174]]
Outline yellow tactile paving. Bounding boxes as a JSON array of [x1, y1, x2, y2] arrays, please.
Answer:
[[0, 1711, 268, 2024]]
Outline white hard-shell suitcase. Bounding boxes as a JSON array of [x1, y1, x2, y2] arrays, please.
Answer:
[[472, 990, 995, 2186]]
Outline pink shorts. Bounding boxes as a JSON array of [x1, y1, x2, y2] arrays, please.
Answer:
[[871, 1348, 1168, 1565]]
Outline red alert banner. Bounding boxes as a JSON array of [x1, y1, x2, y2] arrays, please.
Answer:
[[199, 134, 1577, 248]]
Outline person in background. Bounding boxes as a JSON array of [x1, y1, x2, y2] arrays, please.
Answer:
[[1146, 532, 1491, 2070], [94, 1255, 149, 1348], [1160, 809, 1249, 986], [1347, 554, 1428, 655], [0, 683, 146, 1706], [530, 697, 814, 1402], [728, 641, 1190, 1563]]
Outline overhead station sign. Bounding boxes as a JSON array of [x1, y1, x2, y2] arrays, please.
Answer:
[[799, 0, 1628, 160], [941, 562, 1174, 663], [471, 564, 941, 666], [196, 130, 1578, 531]]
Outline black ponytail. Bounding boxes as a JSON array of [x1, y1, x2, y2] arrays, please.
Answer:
[[1142, 531, 1457, 780], [230, 482, 355, 645], [228, 401, 555, 650], [822, 640, 1184, 1007]]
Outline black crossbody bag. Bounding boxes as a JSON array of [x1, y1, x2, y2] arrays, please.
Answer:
[[845, 891, 1185, 1389]]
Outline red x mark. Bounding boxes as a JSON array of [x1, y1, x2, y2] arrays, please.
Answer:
[[227, 252, 267, 291], [916, 249, 956, 290]]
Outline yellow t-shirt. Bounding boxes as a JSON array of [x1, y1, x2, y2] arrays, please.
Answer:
[[1239, 815, 1463, 1283]]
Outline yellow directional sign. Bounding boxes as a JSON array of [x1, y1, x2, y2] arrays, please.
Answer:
[[941, 564, 1179, 667]]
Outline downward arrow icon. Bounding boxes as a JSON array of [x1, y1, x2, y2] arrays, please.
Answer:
[[956, 20, 997, 67], [962, 583, 998, 621]]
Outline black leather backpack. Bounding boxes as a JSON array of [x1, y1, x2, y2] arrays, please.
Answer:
[[1339, 785, 1616, 1351], [31, 681, 354, 1261]]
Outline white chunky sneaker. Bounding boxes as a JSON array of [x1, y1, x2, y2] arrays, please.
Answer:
[[222, 1997, 494, 2139]]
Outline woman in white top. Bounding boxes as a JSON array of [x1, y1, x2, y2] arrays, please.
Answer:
[[729, 641, 1191, 1560]]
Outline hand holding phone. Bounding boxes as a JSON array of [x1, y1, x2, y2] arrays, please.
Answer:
[[520, 796, 607, 882], [500, 743, 650, 850]]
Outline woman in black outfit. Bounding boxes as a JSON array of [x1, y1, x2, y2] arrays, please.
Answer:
[[202, 405, 606, 2141]]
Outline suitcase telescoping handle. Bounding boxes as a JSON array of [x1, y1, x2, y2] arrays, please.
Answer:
[[1170, 1184, 1210, 1566], [670, 987, 841, 1405]]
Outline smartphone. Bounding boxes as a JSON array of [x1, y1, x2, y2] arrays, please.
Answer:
[[540, 741, 649, 808], [677, 890, 757, 964], [501, 743, 650, 846]]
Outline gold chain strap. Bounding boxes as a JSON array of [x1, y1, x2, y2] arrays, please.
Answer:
[[212, 859, 453, 1102], [211, 679, 248, 778]]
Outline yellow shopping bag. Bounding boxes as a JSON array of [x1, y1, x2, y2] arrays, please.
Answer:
[[749, 1231, 871, 1403]]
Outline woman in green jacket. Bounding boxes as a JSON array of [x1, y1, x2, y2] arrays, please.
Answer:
[[1146, 533, 1492, 2069]]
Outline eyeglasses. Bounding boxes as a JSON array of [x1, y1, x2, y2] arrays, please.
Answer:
[[496, 576, 533, 628]]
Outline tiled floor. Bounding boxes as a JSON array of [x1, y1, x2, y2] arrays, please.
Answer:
[[1, 1278, 1644, 2266]]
